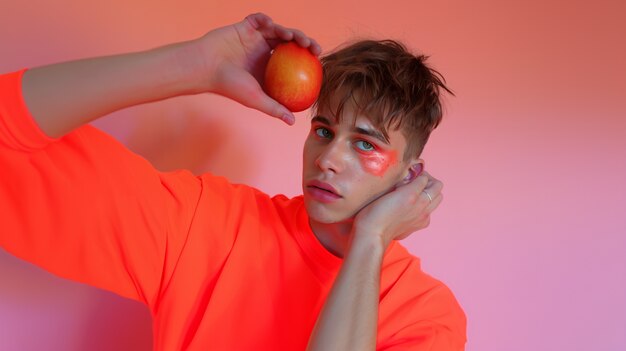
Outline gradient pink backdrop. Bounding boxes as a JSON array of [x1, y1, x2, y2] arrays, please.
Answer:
[[1, 1, 625, 350]]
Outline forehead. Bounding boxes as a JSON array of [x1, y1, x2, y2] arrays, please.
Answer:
[[316, 88, 401, 134]]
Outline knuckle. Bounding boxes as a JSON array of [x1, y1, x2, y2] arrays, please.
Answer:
[[410, 192, 421, 205], [417, 196, 428, 207]]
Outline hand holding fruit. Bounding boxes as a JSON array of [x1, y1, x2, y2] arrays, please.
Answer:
[[191, 13, 321, 125]]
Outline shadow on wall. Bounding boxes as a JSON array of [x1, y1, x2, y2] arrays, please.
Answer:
[[121, 97, 258, 181], [74, 290, 154, 351], [0, 250, 153, 351]]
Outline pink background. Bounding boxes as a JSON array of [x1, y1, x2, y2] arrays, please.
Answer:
[[1, 0, 625, 350]]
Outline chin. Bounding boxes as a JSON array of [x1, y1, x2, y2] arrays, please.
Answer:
[[303, 198, 355, 224], [304, 201, 335, 223]]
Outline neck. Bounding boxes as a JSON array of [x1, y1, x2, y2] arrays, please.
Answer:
[[308, 217, 355, 258]]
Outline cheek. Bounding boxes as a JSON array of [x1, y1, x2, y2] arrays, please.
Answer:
[[358, 150, 398, 177], [302, 138, 316, 164]]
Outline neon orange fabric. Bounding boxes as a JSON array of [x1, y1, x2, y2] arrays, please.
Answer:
[[0, 69, 467, 350]]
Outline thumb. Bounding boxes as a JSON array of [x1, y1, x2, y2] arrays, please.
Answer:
[[246, 85, 296, 125], [218, 65, 296, 125]]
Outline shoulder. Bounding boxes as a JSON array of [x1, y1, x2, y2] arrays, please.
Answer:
[[196, 172, 302, 218]]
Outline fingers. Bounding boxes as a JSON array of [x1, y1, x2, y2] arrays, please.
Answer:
[[413, 171, 443, 209], [425, 192, 443, 213], [244, 12, 273, 30], [277, 26, 311, 48], [245, 13, 322, 55], [245, 87, 296, 125]]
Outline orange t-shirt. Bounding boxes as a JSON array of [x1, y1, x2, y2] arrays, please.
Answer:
[[0, 69, 467, 350]]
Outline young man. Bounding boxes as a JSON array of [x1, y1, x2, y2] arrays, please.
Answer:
[[0, 12, 466, 351]]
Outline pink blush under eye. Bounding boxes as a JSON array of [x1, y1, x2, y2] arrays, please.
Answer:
[[358, 149, 398, 177]]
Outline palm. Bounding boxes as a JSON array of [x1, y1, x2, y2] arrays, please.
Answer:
[[218, 21, 273, 84], [199, 24, 270, 97]]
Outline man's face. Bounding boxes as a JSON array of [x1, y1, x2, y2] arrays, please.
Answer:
[[302, 101, 415, 224]]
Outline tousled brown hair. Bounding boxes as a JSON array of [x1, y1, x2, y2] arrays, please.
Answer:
[[313, 39, 453, 162]]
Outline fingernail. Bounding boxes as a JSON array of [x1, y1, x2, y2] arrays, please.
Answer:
[[283, 113, 295, 125]]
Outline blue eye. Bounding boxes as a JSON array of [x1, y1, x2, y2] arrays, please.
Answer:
[[355, 140, 375, 151], [315, 127, 332, 138]]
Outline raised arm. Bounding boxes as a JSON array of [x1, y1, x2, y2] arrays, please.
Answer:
[[0, 13, 320, 307], [22, 12, 321, 138]]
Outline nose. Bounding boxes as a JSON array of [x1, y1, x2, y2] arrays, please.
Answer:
[[315, 140, 347, 174]]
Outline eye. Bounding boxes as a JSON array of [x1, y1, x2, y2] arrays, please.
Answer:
[[355, 140, 375, 151], [315, 127, 332, 139]]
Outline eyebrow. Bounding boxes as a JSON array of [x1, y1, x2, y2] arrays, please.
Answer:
[[311, 116, 390, 145]]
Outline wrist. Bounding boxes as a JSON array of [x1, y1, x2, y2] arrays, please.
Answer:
[[349, 228, 387, 260], [148, 39, 210, 96]]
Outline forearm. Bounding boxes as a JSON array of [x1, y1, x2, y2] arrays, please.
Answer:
[[307, 234, 386, 351], [21, 40, 205, 138]]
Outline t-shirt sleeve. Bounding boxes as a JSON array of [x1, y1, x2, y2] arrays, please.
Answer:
[[379, 286, 467, 351], [0, 68, 203, 308], [377, 254, 467, 351]]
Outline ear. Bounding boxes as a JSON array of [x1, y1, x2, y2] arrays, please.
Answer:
[[400, 159, 425, 184]]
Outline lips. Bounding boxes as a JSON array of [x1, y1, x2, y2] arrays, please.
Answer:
[[306, 180, 341, 197]]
